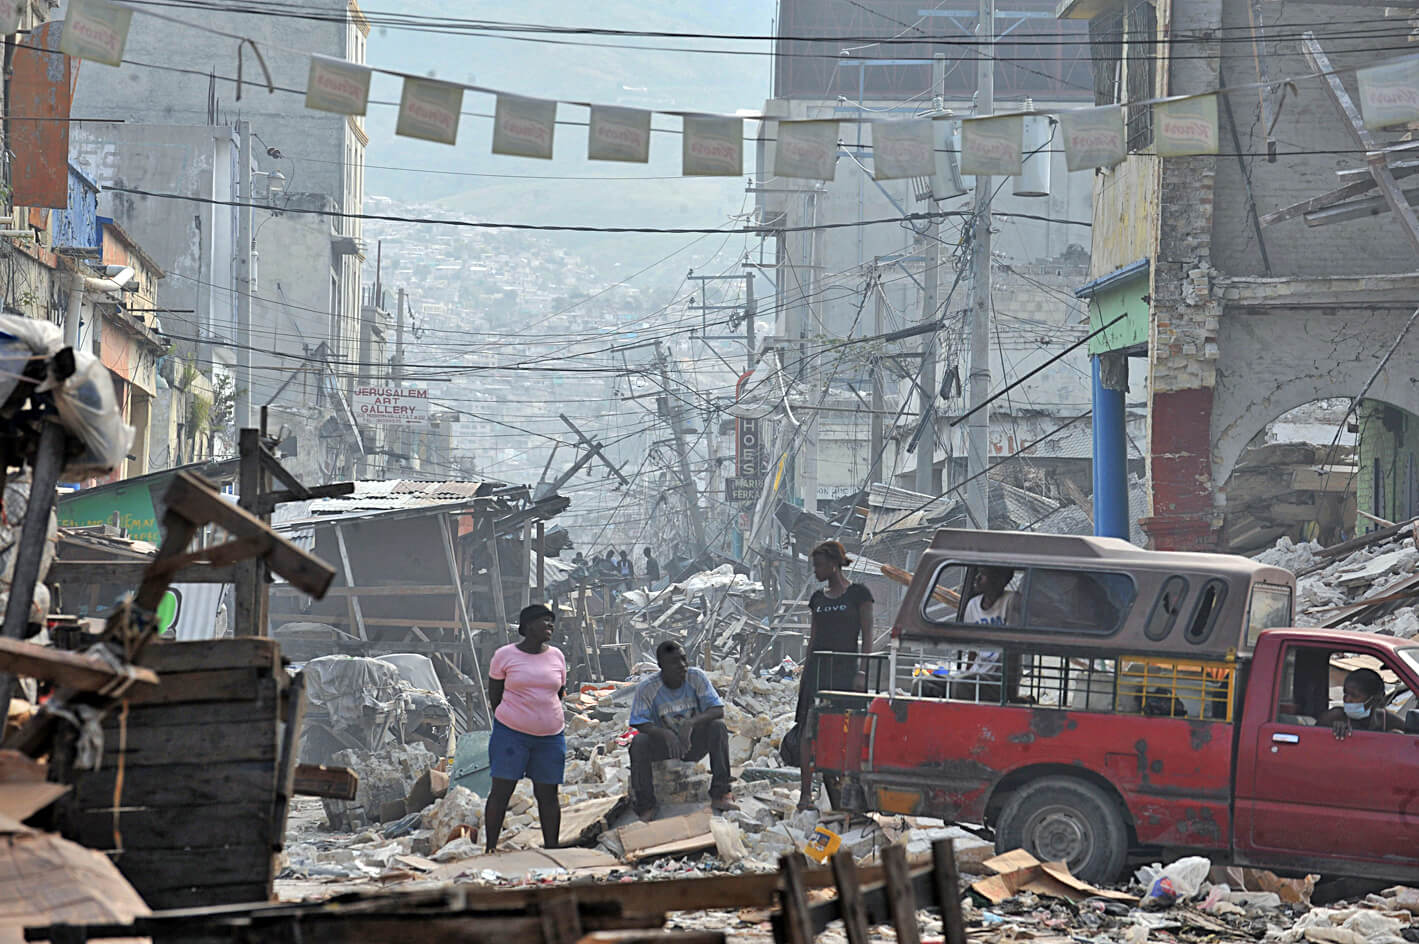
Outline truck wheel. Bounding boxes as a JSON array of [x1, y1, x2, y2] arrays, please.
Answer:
[[995, 776, 1128, 884]]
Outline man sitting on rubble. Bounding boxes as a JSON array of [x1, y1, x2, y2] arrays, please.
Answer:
[[628, 640, 739, 819]]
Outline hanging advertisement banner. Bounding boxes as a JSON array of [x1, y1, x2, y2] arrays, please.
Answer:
[[1153, 95, 1219, 157], [60, 0, 131, 67], [587, 105, 651, 163], [871, 118, 936, 180], [773, 119, 838, 180], [960, 115, 1023, 176], [396, 77, 463, 145], [682, 116, 743, 176], [306, 55, 372, 116], [1058, 104, 1127, 171], [493, 93, 557, 159], [1357, 56, 1419, 131]]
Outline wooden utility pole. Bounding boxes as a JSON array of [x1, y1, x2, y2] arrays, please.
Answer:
[[965, 1, 994, 529], [654, 341, 708, 551]]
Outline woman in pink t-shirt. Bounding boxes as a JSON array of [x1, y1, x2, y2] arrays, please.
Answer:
[[484, 603, 568, 852]]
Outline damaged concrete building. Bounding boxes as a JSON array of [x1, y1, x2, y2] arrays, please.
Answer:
[[1065, 0, 1419, 550]]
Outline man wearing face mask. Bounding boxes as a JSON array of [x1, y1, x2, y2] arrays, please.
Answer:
[[1317, 668, 1405, 739]]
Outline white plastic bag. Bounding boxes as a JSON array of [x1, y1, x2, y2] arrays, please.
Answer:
[[1142, 856, 1212, 908], [52, 349, 134, 476]]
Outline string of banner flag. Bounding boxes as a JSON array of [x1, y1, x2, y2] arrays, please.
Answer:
[[46, 0, 1419, 183]]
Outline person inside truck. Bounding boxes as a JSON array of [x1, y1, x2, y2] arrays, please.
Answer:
[[1317, 668, 1405, 739], [949, 567, 1024, 703]]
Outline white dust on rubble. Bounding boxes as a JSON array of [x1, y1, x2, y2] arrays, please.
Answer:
[[1256, 534, 1419, 638]]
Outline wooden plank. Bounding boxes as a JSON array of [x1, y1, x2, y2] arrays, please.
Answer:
[[334, 523, 369, 641], [1317, 515, 1419, 558], [136, 638, 281, 674], [115, 844, 276, 889], [439, 513, 490, 726], [484, 519, 512, 646], [778, 853, 814, 944], [271, 670, 307, 849], [932, 838, 967, 944], [270, 614, 464, 629], [831, 850, 871, 944], [75, 762, 277, 809], [48, 561, 238, 585], [293, 763, 359, 800], [71, 802, 274, 850], [270, 584, 457, 597], [539, 889, 584, 944], [123, 667, 265, 706], [0, 638, 158, 693], [101, 681, 281, 727], [882, 843, 922, 944], [101, 719, 278, 767], [161, 471, 335, 598], [1259, 175, 1383, 226], [123, 881, 273, 911]]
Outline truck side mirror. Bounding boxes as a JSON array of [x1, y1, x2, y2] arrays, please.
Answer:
[[1406, 710, 1419, 736]]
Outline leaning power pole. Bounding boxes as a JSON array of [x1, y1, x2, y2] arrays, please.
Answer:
[[965, 0, 994, 529], [235, 119, 253, 430], [654, 341, 708, 551], [917, 53, 947, 495]]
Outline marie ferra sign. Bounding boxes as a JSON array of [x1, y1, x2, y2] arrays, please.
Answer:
[[353, 385, 429, 425]]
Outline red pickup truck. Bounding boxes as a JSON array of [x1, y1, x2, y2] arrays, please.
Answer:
[[808, 530, 1419, 884]]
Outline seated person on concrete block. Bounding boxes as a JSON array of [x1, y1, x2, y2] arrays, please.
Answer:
[[628, 640, 739, 820]]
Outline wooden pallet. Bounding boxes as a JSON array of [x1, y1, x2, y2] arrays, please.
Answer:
[[55, 638, 301, 910]]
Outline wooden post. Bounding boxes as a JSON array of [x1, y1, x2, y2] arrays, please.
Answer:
[[881, 843, 922, 944], [485, 519, 512, 645], [536, 521, 546, 604], [831, 850, 870, 944], [931, 838, 967, 944], [271, 671, 307, 850], [333, 524, 368, 641], [440, 514, 491, 727], [777, 853, 814, 944], [234, 428, 262, 637]]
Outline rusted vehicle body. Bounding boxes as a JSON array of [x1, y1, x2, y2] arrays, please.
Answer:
[[808, 530, 1419, 883]]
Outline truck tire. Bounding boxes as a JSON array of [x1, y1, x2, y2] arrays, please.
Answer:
[[995, 776, 1129, 884]]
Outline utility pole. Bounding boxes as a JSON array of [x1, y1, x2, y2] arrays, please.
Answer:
[[743, 272, 756, 371], [870, 267, 885, 488], [917, 54, 947, 496], [235, 119, 254, 431], [965, 4, 994, 529], [654, 341, 708, 551], [393, 288, 406, 384]]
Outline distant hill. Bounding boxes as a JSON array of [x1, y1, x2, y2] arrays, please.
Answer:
[[360, 1, 776, 292]]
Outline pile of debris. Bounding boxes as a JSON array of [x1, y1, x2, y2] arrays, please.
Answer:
[[1256, 524, 1419, 638]]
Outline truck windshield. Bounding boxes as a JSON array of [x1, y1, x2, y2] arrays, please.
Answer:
[[1246, 584, 1293, 647], [1401, 648, 1419, 680]]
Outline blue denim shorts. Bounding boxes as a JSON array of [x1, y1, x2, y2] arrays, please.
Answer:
[[488, 718, 566, 784]]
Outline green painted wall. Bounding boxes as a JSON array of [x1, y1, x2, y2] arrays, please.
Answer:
[[1355, 399, 1419, 534], [1086, 272, 1151, 356]]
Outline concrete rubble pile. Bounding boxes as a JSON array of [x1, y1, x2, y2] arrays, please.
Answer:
[[279, 652, 995, 895], [1256, 532, 1419, 639]]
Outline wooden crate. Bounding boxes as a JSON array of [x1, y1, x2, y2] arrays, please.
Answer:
[[59, 638, 298, 909]]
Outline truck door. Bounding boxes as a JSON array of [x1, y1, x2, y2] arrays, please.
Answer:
[[1237, 644, 1419, 875]]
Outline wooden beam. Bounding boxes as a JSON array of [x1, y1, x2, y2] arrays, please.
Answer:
[[48, 561, 238, 585], [161, 472, 334, 598], [254, 481, 354, 514], [259, 445, 312, 499], [0, 638, 158, 693], [1302, 33, 1419, 255], [272, 584, 457, 597], [439, 513, 491, 726], [334, 524, 368, 641], [292, 763, 359, 800], [1260, 176, 1384, 226], [1303, 187, 1419, 227]]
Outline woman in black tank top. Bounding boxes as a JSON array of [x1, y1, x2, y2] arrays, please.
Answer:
[[797, 540, 873, 810]]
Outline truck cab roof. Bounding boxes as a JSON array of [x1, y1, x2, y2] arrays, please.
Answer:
[[898, 529, 1298, 661]]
